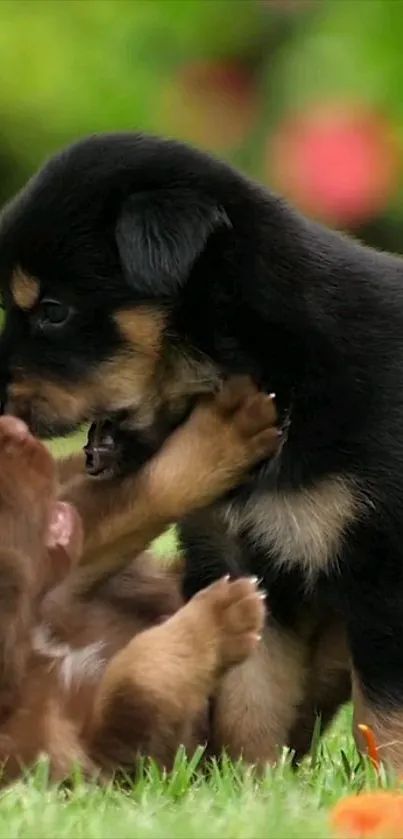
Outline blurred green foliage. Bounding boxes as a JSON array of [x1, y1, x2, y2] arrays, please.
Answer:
[[0, 0, 403, 250], [0, 0, 262, 195]]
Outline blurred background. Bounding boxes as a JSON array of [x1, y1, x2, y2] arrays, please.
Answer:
[[1, 0, 403, 253]]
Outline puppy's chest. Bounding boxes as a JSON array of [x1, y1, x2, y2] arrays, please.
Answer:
[[223, 475, 365, 580], [32, 624, 107, 693]]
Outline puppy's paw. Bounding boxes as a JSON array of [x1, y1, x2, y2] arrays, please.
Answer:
[[193, 575, 266, 668], [179, 376, 279, 497], [217, 376, 280, 464], [144, 377, 280, 519], [0, 416, 55, 505]]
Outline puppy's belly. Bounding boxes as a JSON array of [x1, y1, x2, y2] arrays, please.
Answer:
[[225, 475, 369, 582], [32, 624, 106, 690]]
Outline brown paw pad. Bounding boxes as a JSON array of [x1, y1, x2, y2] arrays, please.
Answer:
[[202, 575, 267, 667]]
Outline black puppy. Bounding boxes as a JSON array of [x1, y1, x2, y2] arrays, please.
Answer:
[[0, 132, 401, 768]]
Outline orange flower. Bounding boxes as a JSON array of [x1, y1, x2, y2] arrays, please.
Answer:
[[358, 724, 381, 770], [331, 792, 403, 838]]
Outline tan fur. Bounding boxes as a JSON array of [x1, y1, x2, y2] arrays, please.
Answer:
[[211, 623, 309, 766], [96, 576, 263, 721], [8, 379, 90, 428], [7, 305, 219, 435], [114, 308, 166, 357], [10, 268, 39, 311], [6, 307, 165, 427], [56, 452, 85, 486], [6, 354, 157, 431], [237, 476, 371, 582]]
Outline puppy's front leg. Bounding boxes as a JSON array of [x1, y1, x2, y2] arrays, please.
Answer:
[[56, 451, 85, 488], [88, 576, 265, 773], [65, 378, 279, 585], [0, 417, 63, 717]]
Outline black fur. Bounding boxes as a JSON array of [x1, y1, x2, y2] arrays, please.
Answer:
[[1, 132, 403, 741], [116, 189, 230, 296]]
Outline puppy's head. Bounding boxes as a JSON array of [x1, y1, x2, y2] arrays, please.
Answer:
[[0, 133, 241, 439]]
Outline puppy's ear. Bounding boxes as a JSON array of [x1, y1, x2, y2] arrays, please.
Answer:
[[115, 188, 231, 296]]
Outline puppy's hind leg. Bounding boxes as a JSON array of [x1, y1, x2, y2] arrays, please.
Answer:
[[211, 620, 309, 768], [88, 576, 265, 773]]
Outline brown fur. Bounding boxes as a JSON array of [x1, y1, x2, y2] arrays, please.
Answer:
[[210, 624, 309, 767], [6, 307, 219, 436], [209, 609, 351, 767], [88, 574, 264, 776], [240, 477, 368, 582], [0, 379, 277, 785], [6, 306, 165, 428], [58, 382, 354, 770], [10, 268, 39, 311], [62, 378, 279, 585]]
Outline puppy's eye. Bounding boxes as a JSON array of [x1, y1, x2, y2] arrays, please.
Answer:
[[38, 299, 72, 328]]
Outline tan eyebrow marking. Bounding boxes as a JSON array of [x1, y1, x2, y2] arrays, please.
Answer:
[[11, 267, 40, 310]]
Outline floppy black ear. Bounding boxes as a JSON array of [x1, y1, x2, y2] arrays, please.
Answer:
[[115, 188, 231, 296]]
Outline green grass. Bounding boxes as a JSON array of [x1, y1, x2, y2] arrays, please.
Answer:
[[30, 435, 388, 838], [0, 709, 394, 839], [48, 429, 87, 460]]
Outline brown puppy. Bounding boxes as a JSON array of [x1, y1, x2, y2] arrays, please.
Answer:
[[0, 380, 278, 785]]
